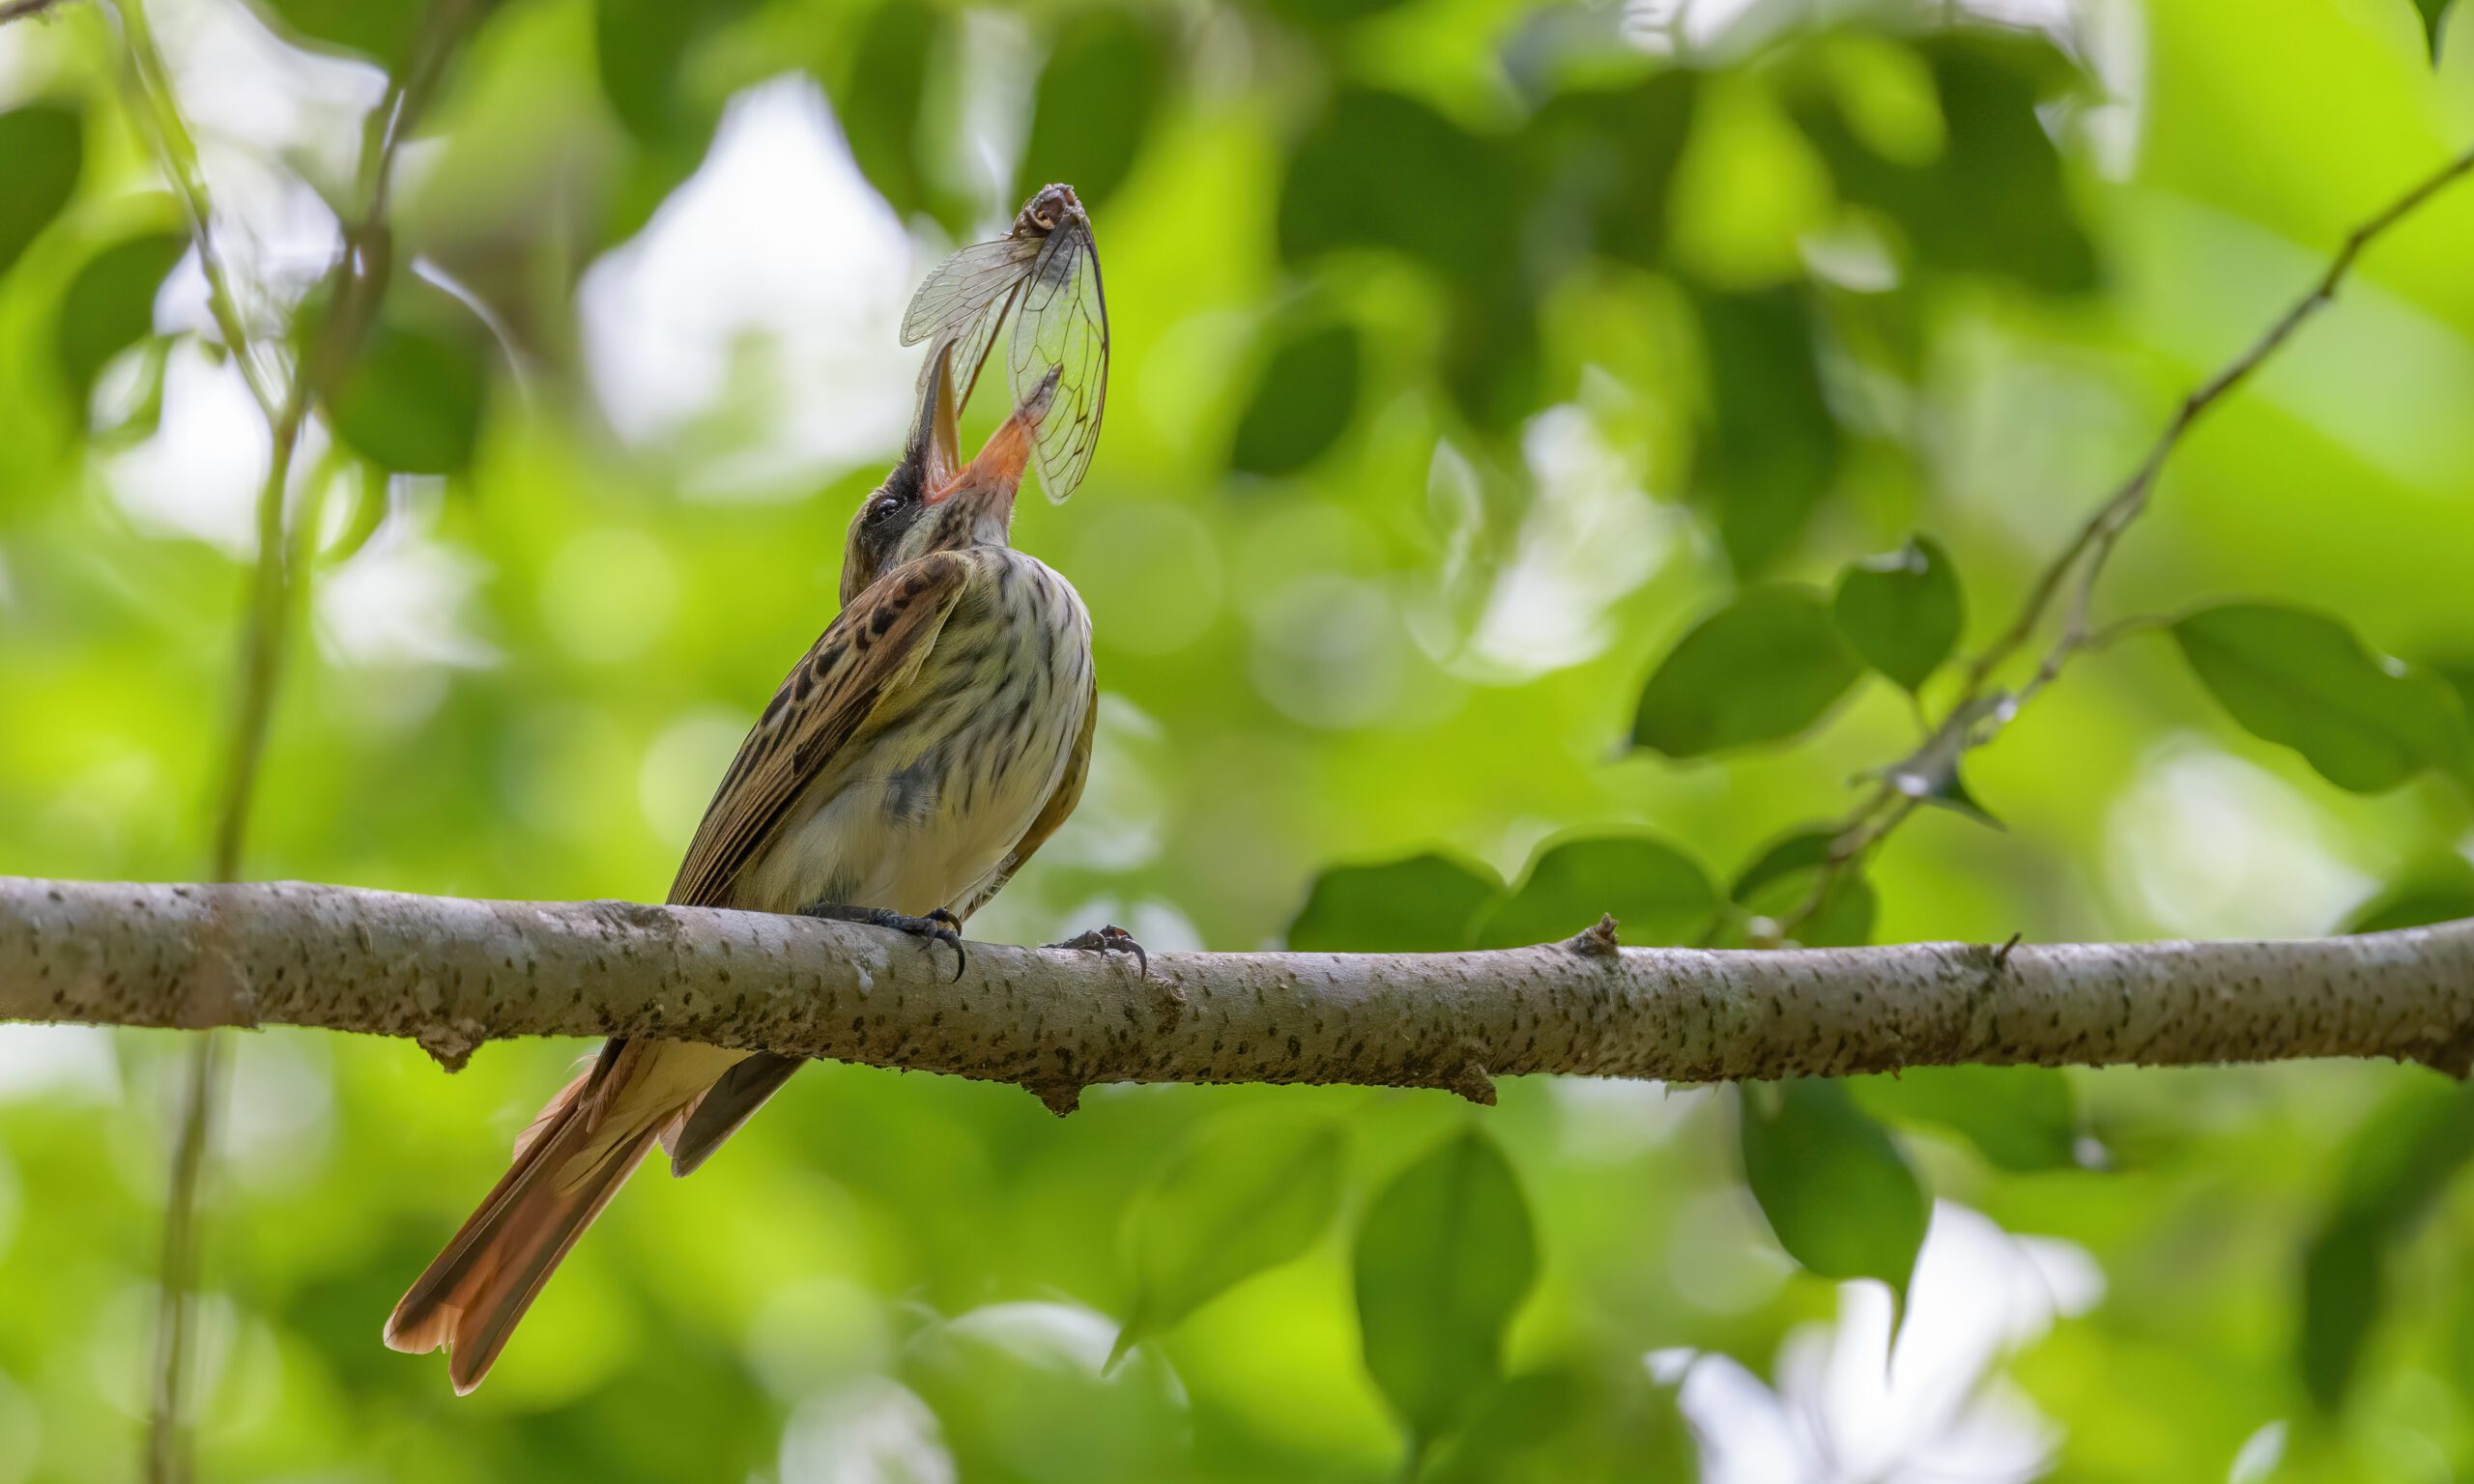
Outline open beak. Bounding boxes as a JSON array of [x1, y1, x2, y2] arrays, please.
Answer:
[[906, 342, 964, 494], [927, 363, 1061, 509]]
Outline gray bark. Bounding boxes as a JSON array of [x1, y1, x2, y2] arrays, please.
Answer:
[[5, 876, 2471, 1112]]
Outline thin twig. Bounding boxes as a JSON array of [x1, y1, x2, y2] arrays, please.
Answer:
[[115, 0, 279, 1470], [114, 0, 282, 422], [145, 1032, 226, 1484], [0, 0, 78, 21], [111, 1, 472, 1476], [1784, 142, 2474, 933]]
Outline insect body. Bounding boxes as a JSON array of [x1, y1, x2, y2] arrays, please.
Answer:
[[903, 183, 1108, 504]]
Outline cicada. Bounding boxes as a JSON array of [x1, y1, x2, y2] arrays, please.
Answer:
[[903, 183, 1108, 504]]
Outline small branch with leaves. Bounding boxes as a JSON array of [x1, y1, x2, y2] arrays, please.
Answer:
[[1625, 142, 2474, 938], [1820, 142, 2474, 912]]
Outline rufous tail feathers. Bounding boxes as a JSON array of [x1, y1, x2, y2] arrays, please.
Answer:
[[383, 1070, 661, 1394]]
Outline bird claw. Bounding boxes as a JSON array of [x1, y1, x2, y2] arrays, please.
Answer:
[[1046, 923, 1147, 979], [797, 900, 966, 982]]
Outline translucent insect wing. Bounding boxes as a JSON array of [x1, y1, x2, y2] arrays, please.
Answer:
[[1008, 222, 1108, 503], [900, 208, 1109, 503], [900, 237, 1040, 349]]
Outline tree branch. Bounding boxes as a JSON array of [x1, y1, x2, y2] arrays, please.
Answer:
[[9, 879, 2473, 1111]]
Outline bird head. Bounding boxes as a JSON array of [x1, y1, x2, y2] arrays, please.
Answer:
[[842, 346, 1062, 605]]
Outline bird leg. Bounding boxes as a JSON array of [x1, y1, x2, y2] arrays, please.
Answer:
[[797, 901, 965, 982], [1045, 923, 1147, 979]]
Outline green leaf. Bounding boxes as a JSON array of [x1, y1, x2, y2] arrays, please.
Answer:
[[831, 0, 941, 220], [1424, 1362, 1694, 1484], [2299, 1080, 2474, 1409], [326, 312, 489, 475], [2414, 0, 2452, 61], [2434, 657, 2474, 790], [1931, 765, 2000, 825], [2343, 857, 2474, 935], [1471, 832, 1715, 949], [1731, 829, 1835, 900], [0, 103, 84, 281], [1793, 32, 2097, 294], [2172, 603, 2471, 793], [1279, 89, 1515, 288], [2438, 656, 2474, 723], [1861, 693, 2007, 831], [1421, 1371, 1577, 1484], [1521, 72, 1699, 271], [1729, 828, 1877, 948], [55, 231, 187, 412], [1833, 537, 1963, 692], [1691, 286, 1841, 575], [1015, 8, 1167, 210], [1353, 1130, 1539, 1461], [1287, 853, 1503, 953], [594, 0, 749, 143], [1850, 1067, 2081, 1172], [256, 0, 426, 67], [905, 1301, 1189, 1480], [1109, 1116, 1344, 1370], [1740, 1079, 1928, 1314], [596, 0, 694, 139], [1438, 279, 1541, 433], [1230, 320, 1361, 477], [1633, 586, 1863, 757]]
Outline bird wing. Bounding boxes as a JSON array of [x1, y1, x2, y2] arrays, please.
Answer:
[[570, 552, 978, 1141], [955, 663, 1097, 922], [666, 551, 975, 911]]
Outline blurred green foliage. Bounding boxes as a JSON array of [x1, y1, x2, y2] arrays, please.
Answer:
[[1833, 535, 1963, 693], [1351, 1129, 1538, 1463], [2172, 602, 2474, 793], [1110, 1113, 1346, 1371], [1632, 585, 1862, 756], [5, 0, 2474, 1479], [1740, 1077, 1929, 1315]]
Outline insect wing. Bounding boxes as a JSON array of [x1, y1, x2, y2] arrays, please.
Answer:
[[901, 198, 1110, 501], [1008, 220, 1108, 503], [900, 237, 1039, 348]]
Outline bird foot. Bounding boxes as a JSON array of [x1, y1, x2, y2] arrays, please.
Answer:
[[1046, 924, 1148, 979], [798, 901, 965, 982]]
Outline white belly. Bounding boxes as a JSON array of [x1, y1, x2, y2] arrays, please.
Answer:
[[737, 553, 1092, 920]]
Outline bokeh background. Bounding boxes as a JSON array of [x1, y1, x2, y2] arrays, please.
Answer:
[[6, 0, 2474, 1478]]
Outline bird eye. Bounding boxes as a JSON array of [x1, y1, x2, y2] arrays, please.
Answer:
[[866, 496, 902, 527]]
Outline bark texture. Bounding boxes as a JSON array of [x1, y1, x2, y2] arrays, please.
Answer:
[[6, 877, 2473, 1109]]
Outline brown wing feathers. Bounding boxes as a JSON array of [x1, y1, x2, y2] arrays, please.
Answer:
[[666, 553, 972, 910]]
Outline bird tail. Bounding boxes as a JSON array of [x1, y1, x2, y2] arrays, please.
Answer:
[[382, 1066, 665, 1394]]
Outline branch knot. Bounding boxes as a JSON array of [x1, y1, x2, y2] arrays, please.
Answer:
[[1565, 914, 1621, 959], [415, 1016, 489, 1073], [1444, 1056, 1496, 1106]]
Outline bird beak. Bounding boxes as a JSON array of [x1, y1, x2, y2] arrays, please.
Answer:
[[905, 343, 964, 493], [927, 364, 1061, 509]]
